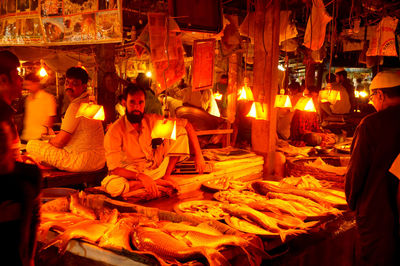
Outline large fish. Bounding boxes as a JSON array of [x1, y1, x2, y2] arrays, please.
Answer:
[[98, 217, 137, 252], [41, 220, 111, 254], [131, 225, 230, 266]]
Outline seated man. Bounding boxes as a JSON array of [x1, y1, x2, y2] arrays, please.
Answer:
[[27, 67, 106, 172], [104, 84, 205, 197]]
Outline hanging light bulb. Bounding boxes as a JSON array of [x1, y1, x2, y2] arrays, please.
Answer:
[[151, 119, 177, 140], [237, 77, 254, 101], [77, 61, 87, 71], [146, 71, 152, 78], [274, 94, 292, 108], [38, 60, 48, 77], [359, 91, 368, 98], [76, 103, 105, 121], [294, 97, 316, 112], [246, 102, 268, 120], [213, 92, 222, 100]]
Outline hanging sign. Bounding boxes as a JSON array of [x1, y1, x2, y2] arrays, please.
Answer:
[[192, 39, 215, 91]]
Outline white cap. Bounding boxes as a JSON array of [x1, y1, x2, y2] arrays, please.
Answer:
[[335, 67, 346, 74], [370, 71, 400, 90]]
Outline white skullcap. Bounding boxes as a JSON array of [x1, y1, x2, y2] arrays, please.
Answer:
[[370, 71, 400, 90], [335, 67, 346, 74], [101, 175, 130, 197]]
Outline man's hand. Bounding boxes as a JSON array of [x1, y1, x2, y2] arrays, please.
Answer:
[[137, 173, 159, 198], [194, 154, 206, 174], [157, 177, 180, 192]]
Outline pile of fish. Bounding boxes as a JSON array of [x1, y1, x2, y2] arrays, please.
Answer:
[[39, 191, 267, 265], [179, 177, 347, 241]]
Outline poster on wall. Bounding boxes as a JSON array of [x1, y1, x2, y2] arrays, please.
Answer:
[[192, 39, 215, 91], [0, 0, 122, 46]]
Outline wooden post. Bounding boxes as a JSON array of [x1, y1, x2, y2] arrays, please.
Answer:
[[252, 0, 280, 178], [226, 53, 240, 125], [95, 43, 116, 98]]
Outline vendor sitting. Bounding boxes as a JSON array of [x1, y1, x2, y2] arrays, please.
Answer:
[[290, 86, 335, 147], [103, 84, 205, 198], [26, 67, 106, 172]]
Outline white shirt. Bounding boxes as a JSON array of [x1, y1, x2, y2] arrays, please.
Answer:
[[61, 92, 105, 154], [21, 90, 57, 141]]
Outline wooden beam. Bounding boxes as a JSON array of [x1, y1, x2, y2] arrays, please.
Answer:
[[252, 0, 280, 177]]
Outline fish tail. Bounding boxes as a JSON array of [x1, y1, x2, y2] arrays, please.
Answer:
[[203, 248, 230, 266]]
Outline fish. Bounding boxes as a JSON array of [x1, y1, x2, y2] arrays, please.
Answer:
[[131, 225, 230, 266], [252, 181, 331, 207], [69, 192, 96, 220], [38, 211, 86, 240], [41, 220, 111, 254], [160, 221, 223, 236], [98, 218, 137, 252], [170, 230, 267, 266], [41, 197, 69, 212]]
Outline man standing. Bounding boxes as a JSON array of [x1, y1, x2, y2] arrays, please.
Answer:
[[104, 84, 205, 197], [346, 71, 400, 265], [27, 67, 105, 172], [0, 50, 23, 160], [335, 67, 355, 112], [21, 73, 57, 142]]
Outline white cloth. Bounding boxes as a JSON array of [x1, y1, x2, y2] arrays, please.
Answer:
[[303, 0, 332, 50], [26, 92, 106, 172], [104, 114, 189, 179], [21, 90, 56, 141]]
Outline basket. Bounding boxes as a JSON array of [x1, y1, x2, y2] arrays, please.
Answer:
[[285, 157, 346, 184]]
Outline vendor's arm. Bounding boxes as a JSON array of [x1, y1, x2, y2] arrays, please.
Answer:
[[185, 121, 205, 174], [51, 101, 80, 148], [49, 130, 71, 148]]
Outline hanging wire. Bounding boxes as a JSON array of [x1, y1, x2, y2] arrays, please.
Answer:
[[328, 0, 337, 78]]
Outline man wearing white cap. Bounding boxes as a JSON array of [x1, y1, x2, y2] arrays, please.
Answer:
[[346, 70, 400, 265]]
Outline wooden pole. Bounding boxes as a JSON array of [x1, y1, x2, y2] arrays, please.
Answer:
[[252, 0, 280, 178]]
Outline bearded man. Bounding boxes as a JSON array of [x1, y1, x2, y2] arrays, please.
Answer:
[[104, 84, 205, 197]]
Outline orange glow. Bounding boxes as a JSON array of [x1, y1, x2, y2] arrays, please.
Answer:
[[319, 89, 340, 104], [38, 67, 47, 77], [151, 119, 177, 140], [246, 102, 268, 120], [237, 84, 254, 101], [77, 61, 87, 71], [214, 92, 223, 100], [274, 95, 292, 108], [294, 97, 316, 112], [76, 103, 105, 121]]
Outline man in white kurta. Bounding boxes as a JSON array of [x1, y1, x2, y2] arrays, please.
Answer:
[[27, 67, 105, 172], [103, 84, 205, 197], [21, 73, 57, 141]]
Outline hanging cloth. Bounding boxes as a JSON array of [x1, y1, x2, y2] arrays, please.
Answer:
[[279, 11, 298, 45], [366, 16, 398, 57], [303, 0, 332, 51]]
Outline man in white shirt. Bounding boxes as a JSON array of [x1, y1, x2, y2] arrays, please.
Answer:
[[104, 84, 205, 197], [21, 73, 57, 142], [27, 67, 105, 172]]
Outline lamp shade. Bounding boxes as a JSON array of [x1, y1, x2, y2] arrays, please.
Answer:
[[294, 97, 316, 112], [151, 119, 177, 140], [76, 103, 105, 120], [274, 94, 292, 108], [214, 92, 222, 100], [237, 84, 254, 101], [246, 102, 268, 120]]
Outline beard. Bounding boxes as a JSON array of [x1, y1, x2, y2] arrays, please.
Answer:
[[126, 110, 144, 124]]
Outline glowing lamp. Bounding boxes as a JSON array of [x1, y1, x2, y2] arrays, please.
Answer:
[[359, 91, 368, 98], [237, 84, 254, 101], [151, 119, 177, 140], [77, 61, 87, 71], [76, 103, 105, 121], [146, 71, 152, 78], [214, 92, 223, 100], [294, 97, 316, 112], [274, 95, 292, 108], [246, 102, 268, 120], [38, 67, 47, 77]]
